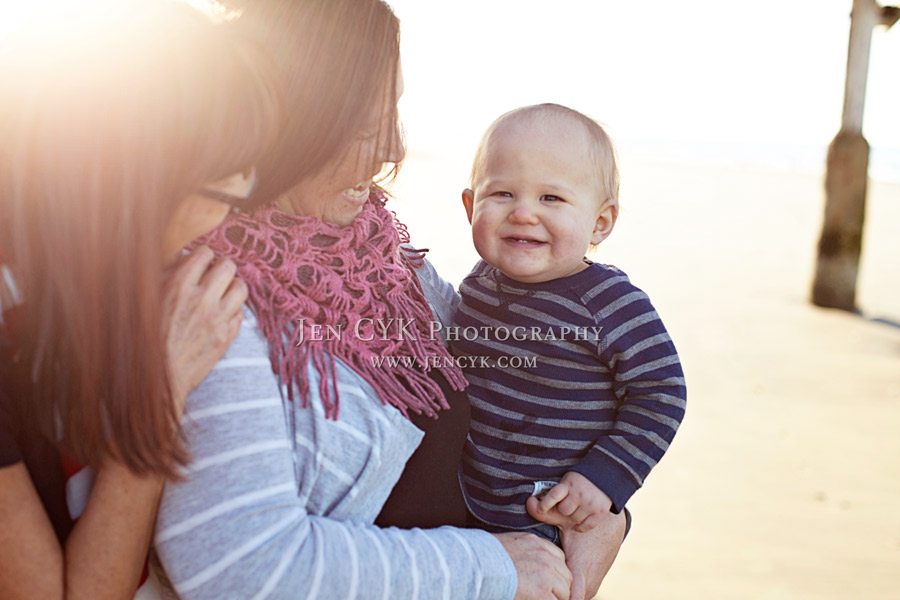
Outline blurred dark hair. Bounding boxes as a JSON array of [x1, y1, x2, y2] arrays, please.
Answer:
[[229, 0, 403, 202], [0, 0, 281, 475]]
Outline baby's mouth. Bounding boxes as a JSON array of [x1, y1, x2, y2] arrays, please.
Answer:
[[504, 236, 545, 246]]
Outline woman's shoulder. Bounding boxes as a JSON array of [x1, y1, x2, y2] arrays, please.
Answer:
[[407, 253, 459, 331], [182, 306, 278, 414]]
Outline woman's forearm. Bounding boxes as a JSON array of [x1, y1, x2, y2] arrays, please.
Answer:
[[64, 461, 164, 600], [0, 460, 161, 600], [0, 463, 65, 599]]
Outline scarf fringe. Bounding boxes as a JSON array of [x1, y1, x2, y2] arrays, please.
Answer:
[[198, 193, 466, 420]]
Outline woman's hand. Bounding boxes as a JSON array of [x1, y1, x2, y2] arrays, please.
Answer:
[[162, 246, 247, 410], [494, 531, 572, 600]]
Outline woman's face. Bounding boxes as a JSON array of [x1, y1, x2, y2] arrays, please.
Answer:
[[163, 170, 258, 265], [277, 68, 405, 227]]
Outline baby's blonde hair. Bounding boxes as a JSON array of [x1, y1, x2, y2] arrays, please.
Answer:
[[469, 103, 620, 211]]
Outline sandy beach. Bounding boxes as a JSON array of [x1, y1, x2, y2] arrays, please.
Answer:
[[391, 151, 900, 599]]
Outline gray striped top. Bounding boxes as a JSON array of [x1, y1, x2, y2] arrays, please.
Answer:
[[153, 260, 517, 600]]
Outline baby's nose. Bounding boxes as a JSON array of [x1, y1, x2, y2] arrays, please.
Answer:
[[508, 203, 539, 225]]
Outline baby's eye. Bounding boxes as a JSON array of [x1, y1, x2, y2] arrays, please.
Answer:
[[541, 194, 564, 203], [491, 191, 513, 198]]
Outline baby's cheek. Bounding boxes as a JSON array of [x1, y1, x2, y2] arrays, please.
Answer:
[[470, 218, 493, 246], [469, 222, 494, 261]]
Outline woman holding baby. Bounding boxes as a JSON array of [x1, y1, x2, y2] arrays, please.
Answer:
[[154, 1, 627, 599]]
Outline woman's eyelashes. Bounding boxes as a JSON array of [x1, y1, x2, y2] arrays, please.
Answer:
[[358, 130, 379, 142]]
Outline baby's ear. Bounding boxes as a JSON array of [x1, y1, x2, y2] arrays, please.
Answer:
[[461, 189, 475, 224], [591, 202, 617, 245]]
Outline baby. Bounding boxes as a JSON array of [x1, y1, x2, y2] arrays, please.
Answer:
[[453, 103, 687, 593]]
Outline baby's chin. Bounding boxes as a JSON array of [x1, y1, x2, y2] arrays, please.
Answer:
[[490, 260, 590, 284]]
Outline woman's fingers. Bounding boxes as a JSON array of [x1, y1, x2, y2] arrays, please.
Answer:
[[495, 531, 571, 600], [221, 276, 248, 316], [198, 255, 238, 300], [171, 245, 216, 286], [568, 571, 586, 600], [552, 570, 573, 600], [227, 308, 244, 335], [162, 249, 246, 408]]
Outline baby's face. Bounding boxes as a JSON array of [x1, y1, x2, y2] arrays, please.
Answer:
[[462, 119, 614, 284]]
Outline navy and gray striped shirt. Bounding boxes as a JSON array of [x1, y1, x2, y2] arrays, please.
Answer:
[[455, 260, 686, 528]]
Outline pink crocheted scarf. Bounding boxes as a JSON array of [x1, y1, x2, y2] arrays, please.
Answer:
[[198, 192, 466, 419]]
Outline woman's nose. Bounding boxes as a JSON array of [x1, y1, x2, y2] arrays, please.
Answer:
[[379, 120, 406, 164]]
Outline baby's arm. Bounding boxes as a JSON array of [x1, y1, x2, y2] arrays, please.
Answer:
[[526, 471, 611, 533], [572, 272, 687, 513]]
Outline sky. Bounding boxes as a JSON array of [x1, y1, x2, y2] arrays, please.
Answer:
[[1, 0, 896, 165], [388, 0, 899, 157]]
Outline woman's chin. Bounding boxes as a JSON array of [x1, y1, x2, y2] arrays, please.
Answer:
[[326, 186, 367, 225], [323, 190, 368, 227]]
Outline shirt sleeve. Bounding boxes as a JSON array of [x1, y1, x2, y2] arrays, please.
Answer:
[[410, 254, 460, 337], [154, 307, 517, 600], [570, 273, 687, 513]]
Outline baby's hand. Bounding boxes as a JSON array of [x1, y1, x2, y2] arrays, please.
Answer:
[[526, 471, 612, 533]]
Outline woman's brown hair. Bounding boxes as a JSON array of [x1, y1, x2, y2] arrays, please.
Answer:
[[0, 0, 281, 475], [230, 0, 403, 202]]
